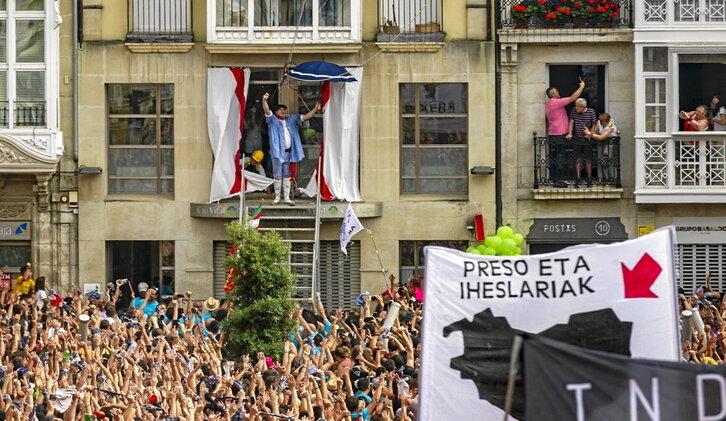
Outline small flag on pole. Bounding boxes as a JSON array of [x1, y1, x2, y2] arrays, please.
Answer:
[[340, 204, 364, 255], [246, 204, 263, 230]]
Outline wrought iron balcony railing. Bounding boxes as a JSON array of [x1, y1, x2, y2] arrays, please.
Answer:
[[14, 102, 46, 127], [127, 0, 193, 42], [499, 0, 632, 29], [0, 101, 7, 127], [534, 134, 622, 189]]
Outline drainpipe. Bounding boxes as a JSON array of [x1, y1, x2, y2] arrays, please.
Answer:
[[492, 0, 502, 228], [72, 0, 81, 161]]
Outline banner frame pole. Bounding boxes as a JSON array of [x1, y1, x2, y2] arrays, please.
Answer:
[[503, 335, 523, 421], [239, 152, 246, 223], [367, 229, 390, 289]]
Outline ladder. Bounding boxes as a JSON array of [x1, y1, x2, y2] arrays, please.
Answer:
[[245, 202, 320, 300]]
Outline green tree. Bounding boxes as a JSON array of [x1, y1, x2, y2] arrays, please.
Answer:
[[222, 221, 296, 360]]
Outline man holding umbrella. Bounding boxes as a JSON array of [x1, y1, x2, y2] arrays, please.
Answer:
[[262, 92, 321, 205]]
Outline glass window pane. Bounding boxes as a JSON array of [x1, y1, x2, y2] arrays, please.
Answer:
[[109, 179, 157, 194], [0, 21, 6, 62], [419, 84, 467, 114], [645, 79, 666, 104], [402, 117, 415, 144], [0, 245, 31, 268], [160, 118, 174, 145], [217, 0, 248, 26], [401, 84, 415, 114], [400, 241, 415, 266], [160, 84, 173, 114], [644, 47, 668, 72], [420, 117, 468, 144], [401, 147, 416, 176], [16, 21, 44, 63], [0, 1, 5, 10], [645, 106, 666, 132], [161, 179, 174, 193], [0, 71, 6, 101], [419, 148, 467, 176], [108, 84, 157, 115], [646, 79, 655, 103], [250, 69, 279, 81], [161, 148, 174, 176], [109, 148, 158, 177], [401, 178, 415, 194], [255, 0, 312, 26], [419, 177, 468, 194], [320, 0, 350, 26], [15, 71, 44, 102], [109, 118, 157, 145], [15, 0, 43, 11]]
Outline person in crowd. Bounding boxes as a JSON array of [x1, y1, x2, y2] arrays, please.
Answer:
[[545, 78, 586, 187], [244, 150, 267, 177], [567, 98, 598, 187], [12, 264, 34, 298], [584, 112, 618, 184], [680, 106, 710, 131], [262, 92, 321, 206], [408, 276, 424, 304]]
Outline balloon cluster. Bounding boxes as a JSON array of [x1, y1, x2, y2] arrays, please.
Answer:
[[465, 225, 524, 256]]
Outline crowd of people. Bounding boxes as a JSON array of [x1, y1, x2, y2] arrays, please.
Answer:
[[0, 264, 423, 421]]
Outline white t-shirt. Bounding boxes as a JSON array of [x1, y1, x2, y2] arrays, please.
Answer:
[[714, 106, 726, 131], [35, 289, 47, 308], [597, 121, 617, 137]]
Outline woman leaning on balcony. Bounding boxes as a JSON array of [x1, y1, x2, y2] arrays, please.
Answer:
[[680, 106, 710, 131], [712, 102, 726, 131]]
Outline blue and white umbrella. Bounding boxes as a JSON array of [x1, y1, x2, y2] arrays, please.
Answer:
[[288, 61, 357, 82]]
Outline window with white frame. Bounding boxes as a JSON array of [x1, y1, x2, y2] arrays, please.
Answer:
[[0, 0, 47, 128], [641, 47, 668, 133], [215, 0, 350, 27]]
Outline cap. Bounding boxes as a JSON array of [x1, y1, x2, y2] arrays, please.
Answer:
[[271, 104, 287, 113], [138, 282, 149, 292], [251, 150, 264, 162], [204, 297, 220, 312]]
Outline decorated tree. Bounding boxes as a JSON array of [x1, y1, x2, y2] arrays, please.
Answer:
[[222, 221, 296, 360]]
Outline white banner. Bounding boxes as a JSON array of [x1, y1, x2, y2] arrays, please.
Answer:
[[340, 204, 364, 255], [420, 228, 680, 421]]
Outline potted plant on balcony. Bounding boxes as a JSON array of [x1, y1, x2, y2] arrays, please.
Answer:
[[511, 3, 534, 29], [380, 18, 400, 34], [544, 6, 571, 28], [415, 21, 441, 33], [586, 0, 621, 28], [569, 1, 591, 28]]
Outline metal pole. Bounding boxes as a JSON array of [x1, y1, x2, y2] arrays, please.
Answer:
[[239, 153, 246, 223], [367, 229, 390, 289], [312, 156, 322, 298], [502, 335, 523, 421]]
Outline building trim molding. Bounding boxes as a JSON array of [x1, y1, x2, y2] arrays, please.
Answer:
[[532, 188, 624, 200], [374, 42, 445, 53], [125, 43, 195, 53], [204, 43, 364, 54]]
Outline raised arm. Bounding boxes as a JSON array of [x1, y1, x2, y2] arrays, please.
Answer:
[[302, 102, 322, 121], [262, 93, 271, 115], [566, 79, 586, 104]]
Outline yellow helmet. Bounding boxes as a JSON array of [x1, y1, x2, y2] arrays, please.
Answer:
[[251, 150, 264, 162]]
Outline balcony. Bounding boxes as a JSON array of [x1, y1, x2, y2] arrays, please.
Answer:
[[636, 133, 726, 203], [638, 0, 726, 25], [126, 0, 193, 44], [533, 135, 622, 199], [207, 0, 361, 51], [376, 0, 444, 43], [499, 0, 632, 28], [0, 101, 46, 128]]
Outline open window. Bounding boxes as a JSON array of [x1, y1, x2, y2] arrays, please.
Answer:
[[678, 55, 726, 131]]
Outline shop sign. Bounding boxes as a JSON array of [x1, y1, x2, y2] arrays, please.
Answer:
[[527, 218, 628, 243], [0, 221, 30, 240], [0, 273, 11, 291], [673, 217, 726, 244]]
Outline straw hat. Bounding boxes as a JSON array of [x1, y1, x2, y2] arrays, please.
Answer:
[[203, 297, 221, 312]]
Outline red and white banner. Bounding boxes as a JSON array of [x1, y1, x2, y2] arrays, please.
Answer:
[[302, 67, 362, 202], [207, 67, 250, 203], [420, 228, 680, 421]]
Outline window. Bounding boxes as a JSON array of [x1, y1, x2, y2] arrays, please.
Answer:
[[678, 57, 726, 131], [549, 65, 607, 117], [400, 83, 468, 194], [107, 84, 174, 194], [400, 240, 468, 281], [0, 0, 47, 127], [216, 0, 350, 27], [107, 241, 175, 296], [244, 69, 322, 191]]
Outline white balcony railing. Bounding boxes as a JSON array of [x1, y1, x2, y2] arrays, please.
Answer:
[[639, 0, 726, 25], [636, 133, 726, 203], [208, 0, 361, 44]]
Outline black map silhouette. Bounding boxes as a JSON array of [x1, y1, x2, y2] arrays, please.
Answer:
[[443, 308, 632, 420]]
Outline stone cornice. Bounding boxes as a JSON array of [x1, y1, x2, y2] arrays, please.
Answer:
[[0, 134, 60, 174], [125, 43, 195, 53], [205, 43, 364, 54]]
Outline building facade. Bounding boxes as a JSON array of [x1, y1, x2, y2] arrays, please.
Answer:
[[76, 0, 496, 303], [498, 0, 638, 256], [0, 0, 75, 289]]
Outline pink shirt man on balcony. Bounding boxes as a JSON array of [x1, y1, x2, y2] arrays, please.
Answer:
[[545, 80, 586, 136]]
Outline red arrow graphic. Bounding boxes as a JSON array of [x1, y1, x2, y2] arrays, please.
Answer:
[[621, 253, 661, 299]]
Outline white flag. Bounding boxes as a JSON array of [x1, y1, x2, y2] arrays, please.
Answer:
[[340, 204, 364, 255]]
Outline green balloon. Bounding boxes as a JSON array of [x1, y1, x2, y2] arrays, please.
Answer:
[[483, 247, 496, 255], [484, 237, 494, 247], [501, 250, 514, 256], [497, 226, 514, 238], [512, 233, 524, 245], [514, 246, 522, 255], [503, 238, 516, 251], [477, 244, 488, 254], [466, 247, 478, 254], [489, 236, 503, 249]]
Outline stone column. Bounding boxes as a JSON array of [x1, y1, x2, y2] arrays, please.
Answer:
[[499, 43, 520, 230]]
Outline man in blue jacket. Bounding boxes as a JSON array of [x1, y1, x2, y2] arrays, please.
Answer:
[[262, 92, 321, 205]]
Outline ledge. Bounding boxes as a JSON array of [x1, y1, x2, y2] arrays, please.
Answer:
[[532, 187, 623, 200], [125, 43, 195, 53], [204, 43, 364, 54], [498, 27, 633, 44], [375, 42, 445, 53], [190, 201, 383, 219], [635, 190, 726, 204]]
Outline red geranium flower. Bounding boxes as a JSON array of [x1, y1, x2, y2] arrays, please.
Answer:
[[565, 8, 571, 14], [574, 2, 582, 8]]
